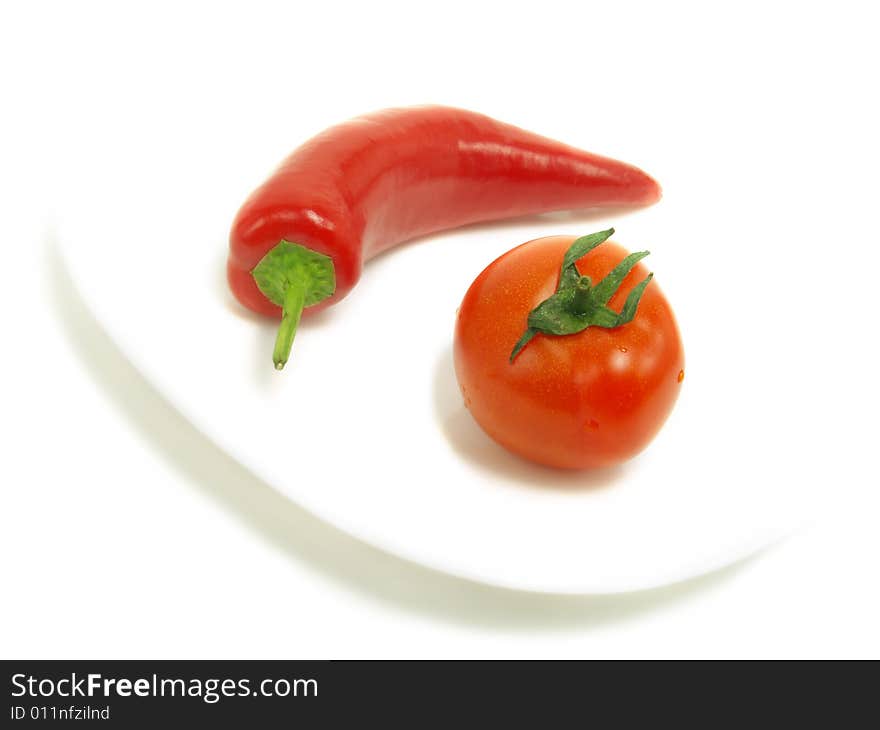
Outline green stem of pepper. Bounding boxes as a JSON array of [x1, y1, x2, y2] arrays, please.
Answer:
[[272, 281, 306, 370]]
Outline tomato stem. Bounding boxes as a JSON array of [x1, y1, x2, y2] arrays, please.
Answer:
[[571, 276, 593, 315]]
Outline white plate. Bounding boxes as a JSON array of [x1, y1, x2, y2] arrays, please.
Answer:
[[54, 107, 838, 595]]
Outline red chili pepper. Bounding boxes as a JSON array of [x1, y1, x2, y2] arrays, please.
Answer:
[[228, 106, 661, 369]]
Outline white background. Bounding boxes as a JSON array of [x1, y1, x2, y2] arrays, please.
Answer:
[[2, 0, 878, 658]]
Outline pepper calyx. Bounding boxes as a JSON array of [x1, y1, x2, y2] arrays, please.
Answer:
[[251, 240, 336, 370]]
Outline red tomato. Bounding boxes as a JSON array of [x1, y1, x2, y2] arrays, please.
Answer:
[[453, 235, 684, 469]]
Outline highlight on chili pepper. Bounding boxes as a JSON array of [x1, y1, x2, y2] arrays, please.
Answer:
[[453, 229, 685, 470], [227, 105, 662, 369]]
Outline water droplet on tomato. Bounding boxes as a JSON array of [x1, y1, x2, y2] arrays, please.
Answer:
[[617, 346, 628, 353], [586, 418, 600, 430], [677, 369, 685, 383]]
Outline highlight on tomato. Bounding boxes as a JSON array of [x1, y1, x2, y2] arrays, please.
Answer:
[[453, 228, 684, 470]]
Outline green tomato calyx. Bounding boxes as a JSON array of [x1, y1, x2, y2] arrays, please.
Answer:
[[510, 228, 653, 363]]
